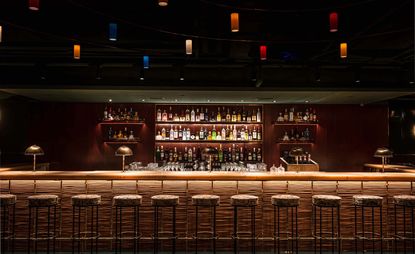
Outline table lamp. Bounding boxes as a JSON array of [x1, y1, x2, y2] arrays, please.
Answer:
[[25, 145, 44, 172], [202, 147, 218, 172], [374, 147, 393, 173], [289, 147, 305, 165], [115, 145, 133, 172]]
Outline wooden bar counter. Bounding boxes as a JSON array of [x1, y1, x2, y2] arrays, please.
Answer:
[[1, 170, 414, 252]]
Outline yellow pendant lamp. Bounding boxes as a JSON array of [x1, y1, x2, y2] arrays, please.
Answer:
[[340, 42, 347, 58]]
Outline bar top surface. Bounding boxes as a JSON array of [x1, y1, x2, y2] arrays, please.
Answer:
[[1, 170, 415, 181]]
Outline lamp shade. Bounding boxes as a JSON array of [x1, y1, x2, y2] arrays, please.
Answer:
[[25, 145, 44, 156], [185, 39, 192, 55], [143, 55, 149, 69], [329, 12, 338, 32], [158, 0, 168, 6], [340, 42, 347, 58], [73, 44, 81, 59], [374, 147, 393, 158], [260, 45, 267, 60], [231, 13, 239, 32], [115, 146, 133, 157], [109, 23, 117, 41], [0, 26, 2, 43], [202, 147, 218, 156], [29, 0, 40, 11], [289, 147, 305, 157]]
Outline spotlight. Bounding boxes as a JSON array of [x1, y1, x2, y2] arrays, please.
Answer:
[[109, 99, 112, 102]]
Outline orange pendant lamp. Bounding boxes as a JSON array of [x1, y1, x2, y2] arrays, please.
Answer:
[[340, 42, 347, 58], [73, 44, 81, 59], [186, 39, 192, 55], [231, 13, 239, 32], [0, 26, 2, 43]]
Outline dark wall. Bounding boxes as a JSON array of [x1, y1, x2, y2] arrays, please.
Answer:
[[0, 100, 388, 171]]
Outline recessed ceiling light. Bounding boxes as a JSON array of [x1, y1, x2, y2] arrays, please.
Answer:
[[305, 100, 309, 103], [273, 100, 277, 103], [355, 79, 361, 83], [410, 81, 414, 84], [241, 99, 244, 102], [207, 99, 210, 102], [140, 77, 144, 81], [108, 99, 112, 102], [174, 99, 178, 102], [179, 77, 184, 81], [141, 99, 145, 102]]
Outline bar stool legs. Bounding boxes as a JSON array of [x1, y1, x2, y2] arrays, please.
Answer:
[[151, 195, 179, 254], [71, 194, 101, 254], [353, 195, 383, 254], [312, 195, 342, 254], [0, 194, 16, 254], [393, 195, 415, 253], [27, 195, 59, 254]]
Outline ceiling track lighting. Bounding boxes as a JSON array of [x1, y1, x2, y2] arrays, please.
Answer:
[[185, 39, 192, 55], [29, 0, 40, 11], [340, 42, 347, 58], [73, 44, 81, 59], [109, 23, 117, 41], [329, 12, 338, 32], [158, 0, 168, 7], [231, 13, 239, 32]]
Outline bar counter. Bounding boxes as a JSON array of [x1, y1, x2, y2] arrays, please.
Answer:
[[1, 170, 415, 181], [1, 170, 414, 252]]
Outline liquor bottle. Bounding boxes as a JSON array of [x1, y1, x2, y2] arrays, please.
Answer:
[[207, 131, 212, 140], [168, 106, 173, 121], [123, 127, 128, 139], [187, 128, 191, 140], [252, 109, 257, 122], [185, 108, 190, 121], [237, 110, 241, 122], [304, 127, 311, 140], [277, 112, 284, 122], [313, 109, 317, 122], [160, 146, 165, 161], [289, 107, 294, 122], [178, 152, 183, 162], [156, 146, 161, 161], [256, 108, 261, 122], [169, 125, 174, 140], [195, 108, 200, 122], [107, 127, 113, 140], [128, 130, 134, 140], [129, 108, 134, 120], [246, 111, 252, 122], [248, 149, 253, 161], [257, 127, 261, 140], [161, 127, 166, 140], [104, 106, 108, 120], [180, 110, 185, 122], [248, 128, 252, 141], [231, 145, 236, 162], [190, 107, 196, 122], [240, 126, 245, 141], [184, 147, 188, 161], [231, 110, 237, 122], [204, 108, 209, 122], [200, 108, 205, 122], [252, 148, 257, 161], [242, 110, 247, 122], [173, 126, 178, 140], [226, 108, 231, 122], [169, 148, 173, 162], [173, 147, 178, 162], [237, 128, 241, 140], [156, 108, 162, 121], [232, 125, 237, 141], [218, 144, 223, 162], [257, 148, 262, 162], [162, 109, 168, 121], [221, 127, 226, 141], [193, 147, 196, 160], [133, 112, 139, 121], [216, 107, 221, 122], [303, 108, 309, 122], [240, 147, 244, 161], [235, 146, 240, 161], [178, 125, 183, 139], [199, 127, 205, 140], [283, 109, 289, 122], [212, 125, 217, 140], [188, 147, 193, 162], [252, 126, 257, 140], [244, 126, 249, 140]]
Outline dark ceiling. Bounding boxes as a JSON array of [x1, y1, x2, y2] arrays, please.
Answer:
[[0, 0, 413, 91]]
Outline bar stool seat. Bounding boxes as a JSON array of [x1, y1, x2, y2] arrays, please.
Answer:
[[28, 194, 59, 207], [71, 194, 101, 207], [231, 194, 258, 207], [192, 194, 220, 206], [393, 195, 415, 207], [0, 194, 17, 206], [151, 194, 179, 207], [312, 195, 341, 207], [113, 194, 142, 207], [272, 194, 300, 207], [353, 195, 383, 207]]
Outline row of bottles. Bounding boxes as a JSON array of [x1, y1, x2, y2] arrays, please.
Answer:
[[103, 107, 140, 121], [155, 125, 262, 141], [157, 106, 262, 123], [276, 108, 318, 123], [281, 128, 312, 142], [107, 127, 137, 141], [155, 145, 262, 163], [281, 150, 313, 164]]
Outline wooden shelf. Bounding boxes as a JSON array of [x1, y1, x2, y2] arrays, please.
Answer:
[[277, 141, 314, 144], [273, 122, 318, 126], [99, 120, 145, 125], [104, 139, 141, 144], [155, 140, 262, 144], [156, 121, 263, 125]]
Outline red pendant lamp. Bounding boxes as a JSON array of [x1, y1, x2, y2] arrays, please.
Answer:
[[329, 12, 338, 32], [260, 45, 267, 60], [29, 0, 40, 11]]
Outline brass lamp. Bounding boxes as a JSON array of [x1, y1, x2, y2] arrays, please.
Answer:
[[202, 147, 218, 172], [115, 146, 133, 172], [25, 145, 44, 172], [374, 147, 393, 173], [289, 147, 305, 165]]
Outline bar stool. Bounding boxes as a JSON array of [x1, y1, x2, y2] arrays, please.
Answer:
[[113, 194, 142, 254], [231, 194, 259, 254], [271, 194, 300, 254], [27, 194, 59, 254], [393, 195, 415, 253], [71, 194, 101, 254], [312, 195, 341, 254], [0, 194, 16, 253], [151, 194, 179, 254], [353, 194, 383, 253], [191, 194, 220, 254]]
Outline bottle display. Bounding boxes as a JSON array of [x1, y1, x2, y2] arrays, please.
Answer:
[[102, 105, 142, 122], [275, 107, 318, 123]]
